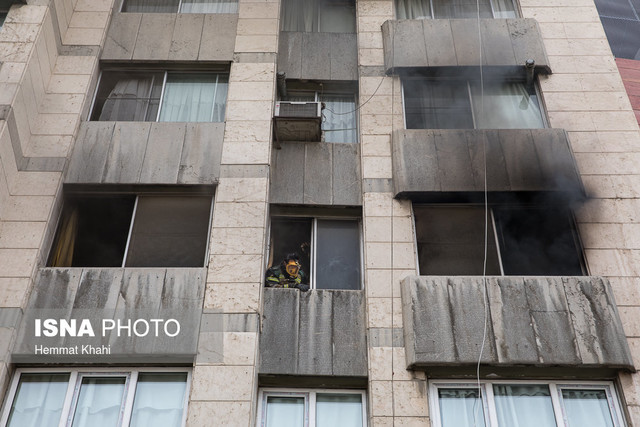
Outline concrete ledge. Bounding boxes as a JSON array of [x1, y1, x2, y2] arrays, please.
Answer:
[[392, 128, 583, 197], [382, 18, 550, 74], [103, 13, 238, 62], [66, 122, 224, 185], [401, 276, 635, 372], [277, 32, 357, 81], [13, 268, 206, 363], [259, 288, 367, 377]]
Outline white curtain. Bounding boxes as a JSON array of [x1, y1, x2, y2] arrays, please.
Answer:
[[396, 0, 431, 19], [122, 0, 178, 12], [438, 388, 486, 427], [6, 374, 69, 427], [281, 0, 317, 32], [71, 377, 126, 427], [180, 0, 238, 13], [99, 77, 154, 121], [491, 0, 517, 18], [562, 389, 615, 427], [316, 394, 363, 427], [471, 81, 544, 129], [493, 385, 557, 427], [158, 74, 227, 122], [129, 373, 187, 427], [320, 94, 357, 143], [265, 396, 305, 427]]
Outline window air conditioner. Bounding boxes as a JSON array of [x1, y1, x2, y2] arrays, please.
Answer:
[[273, 101, 323, 145]]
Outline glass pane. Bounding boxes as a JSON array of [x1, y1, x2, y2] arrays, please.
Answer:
[[129, 373, 188, 427], [317, 394, 362, 427], [470, 81, 544, 129], [562, 389, 615, 427], [432, 0, 493, 18], [6, 373, 69, 427], [180, 0, 238, 13], [265, 396, 305, 427], [396, 0, 432, 19], [403, 80, 474, 129], [159, 73, 226, 123], [493, 384, 556, 427], [71, 377, 126, 427], [494, 207, 584, 275], [438, 388, 486, 427], [319, 0, 356, 33], [320, 93, 357, 143], [413, 206, 501, 275], [122, 0, 179, 12], [269, 218, 313, 285], [281, 0, 318, 32], [125, 196, 212, 267], [92, 71, 163, 122], [316, 219, 361, 290], [491, 0, 516, 18]]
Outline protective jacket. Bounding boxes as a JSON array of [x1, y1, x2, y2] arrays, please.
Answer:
[[265, 265, 309, 291]]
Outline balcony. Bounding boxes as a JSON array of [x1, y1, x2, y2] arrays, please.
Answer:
[[401, 276, 635, 372]]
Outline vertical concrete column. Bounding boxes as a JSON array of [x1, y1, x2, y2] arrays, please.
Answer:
[[189, 0, 279, 425], [522, 0, 640, 424], [0, 0, 113, 395], [358, 1, 429, 425]]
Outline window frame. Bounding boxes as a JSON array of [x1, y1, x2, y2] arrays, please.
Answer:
[[48, 191, 215, 268], [412, 203, 588, 276], [280, 0, 357, 33], [394, 0, 519, 19], [89, 69, 229, 123], [0, 367, 192, 427], [119, 0, 238, 14], [428, 380, 627, 427], [257, 388, 368, 427], [268, 212, 364, 290], [400, 77, 548, 130]]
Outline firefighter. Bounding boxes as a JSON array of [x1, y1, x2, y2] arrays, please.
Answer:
[[265, 253, 309, 291]]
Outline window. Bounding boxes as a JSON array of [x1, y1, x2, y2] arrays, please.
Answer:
[[48, 193, 213, 268], [281, 0, 356, 33], [121, 0, 238, 13], [91, 71, 228, 122], [403, 79, 544, 129], [396, 0, 517, 19], [287, 89, 358, 143], [258, 389, 366, 427], [413, 204, 586, 276], [269, 213, 362, 290], [430, 381, 627, 427], [0, 369, 190, 427]]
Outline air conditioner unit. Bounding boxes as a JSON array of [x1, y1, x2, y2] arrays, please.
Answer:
[[273, 101, 323, 145]]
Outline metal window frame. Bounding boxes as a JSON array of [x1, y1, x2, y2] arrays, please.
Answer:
[[257, 388, 368, 427], [269, 213, 364, 290], [0, 367, 192, 427], [428, 380, 627, 427]]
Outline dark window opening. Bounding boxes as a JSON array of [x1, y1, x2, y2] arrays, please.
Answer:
[[281, 0, 356, 33], [414, 204, 585, 276], [269, 216, 361, 290], [48, 194, 212, 268]]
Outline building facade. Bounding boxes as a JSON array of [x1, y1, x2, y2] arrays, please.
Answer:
[[0, 0, 639, 425]]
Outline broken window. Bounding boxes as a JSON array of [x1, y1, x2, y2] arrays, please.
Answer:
[[286, 87, 358, 143], [430, 381, 626, 427], [269, 214, 362, 290], [121, 0, 238, 13], [413, 205, 586, 275], [259, 389, 366, 427], [280, 0, 356, 33], [1, 369, 190, 427], [91, 70, 228, 122], [402, 78, 544, 130], [48, 193, 213, 268], [396, 0, 517, 19]]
